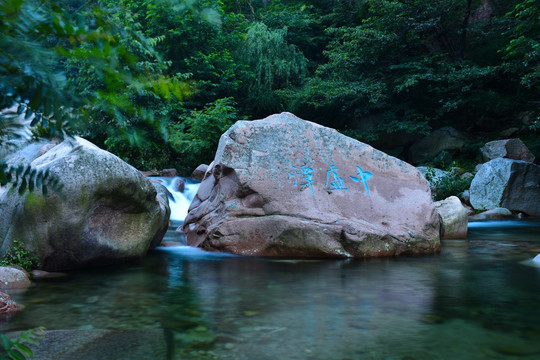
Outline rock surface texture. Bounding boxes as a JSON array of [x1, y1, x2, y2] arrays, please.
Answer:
[[0, 266, 31, 290], [183, 113, 440, 258], [434, 196, 468, 239], [0, 291, 19, 318], [470, 158, 540, 215], [0, 137, 170, 271], [480, 138, 535, 163]]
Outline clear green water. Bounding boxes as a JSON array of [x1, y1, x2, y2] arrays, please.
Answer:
[[2, 220, 540, 360]]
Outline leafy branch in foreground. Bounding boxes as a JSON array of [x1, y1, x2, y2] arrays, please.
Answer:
[[0, 161, 62, 196], [0, 327, 45, 360]]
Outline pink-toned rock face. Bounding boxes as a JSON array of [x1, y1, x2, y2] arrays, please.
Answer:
[[0, 266, 31, 290], [0, 291, 20, 318], [183, 113, 440, 258]]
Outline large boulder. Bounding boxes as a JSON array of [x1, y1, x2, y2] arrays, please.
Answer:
[[434, 196, 468, 239], [470, 158, 540, 215], [0, 137, 170, 271], [480, 138, 535, 163], [183, 113, 440, 258], [408, 126, 468, 164]]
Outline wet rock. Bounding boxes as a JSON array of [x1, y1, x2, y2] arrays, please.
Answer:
[[191, 164, 209, 181], [184, 112, 440, 258], [0, 266, 32, 289], [149, 182, 172, 249], [469, 208, 514, 221], [480, 138, 535, 163], [470, 158, 540, 215], [160, 168, 178, 177], [434, 196, 468, 239], [31, 270, 68, 279], [173, 178, 185, 193], [0, 291, 20, 318]]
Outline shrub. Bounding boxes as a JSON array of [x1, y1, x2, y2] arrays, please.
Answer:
[[0, 240, 40, 272]]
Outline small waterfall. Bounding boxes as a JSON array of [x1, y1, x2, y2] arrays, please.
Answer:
[[152, 177, 201, 244]]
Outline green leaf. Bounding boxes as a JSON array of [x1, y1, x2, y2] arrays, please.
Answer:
[[12, 343, 33, 357], [0, 334, 11, 351], [6, 349, 26, 360]]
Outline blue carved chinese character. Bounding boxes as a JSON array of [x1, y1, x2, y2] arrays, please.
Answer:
[[289, 164, 315, 195], [325, 164, 348, 191], [350, 166, 372, 195]]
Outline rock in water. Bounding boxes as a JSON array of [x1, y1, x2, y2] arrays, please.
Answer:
[[0, 137, 170, 271], [183, 113, 440, 258], [0, 266, 32, 289], [470, 158, 540, 216], [434, 196, 468, 239]]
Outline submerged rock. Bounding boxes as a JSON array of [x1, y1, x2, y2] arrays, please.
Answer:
[[470, 158, 540, 216], [183, 113, 440, 258], [3, 329, 168, 360], [0, 137, 170, 271]]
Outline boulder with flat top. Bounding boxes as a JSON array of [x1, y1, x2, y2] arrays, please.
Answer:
[[183, 113, 440, 258]]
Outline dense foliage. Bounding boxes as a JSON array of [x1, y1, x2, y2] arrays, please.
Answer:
[[1, 0, 539, 174]]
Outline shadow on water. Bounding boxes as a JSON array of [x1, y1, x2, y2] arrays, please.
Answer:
[[3, 214, 540, 359]]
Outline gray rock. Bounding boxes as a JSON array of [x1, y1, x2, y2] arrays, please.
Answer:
[[408, 126, 469, 164], [480, 138, 535, 163], [149, 182, 172, 249], [0, 137, 170, 271], [184, 113, 440, 258], [4, 329, 168, 360], [469, 207, 514, 221], [434, 196, 468, 239], [470, 158, 540, 215], [460, 190, 470, 205]]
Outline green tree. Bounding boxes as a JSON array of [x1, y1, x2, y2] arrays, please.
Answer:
[[169, 97, 238, 172], [503, 0, 540, 130], [239, 21, 307, 116], [286, 0, 517, 150]]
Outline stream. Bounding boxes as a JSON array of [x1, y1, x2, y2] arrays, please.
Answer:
[[2, 177, 540, 359]]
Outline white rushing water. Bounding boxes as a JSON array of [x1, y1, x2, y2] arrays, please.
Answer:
[[153, 177, 200, 222]]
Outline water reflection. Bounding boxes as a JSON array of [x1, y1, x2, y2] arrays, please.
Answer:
[[1, 220, 540, 359]]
